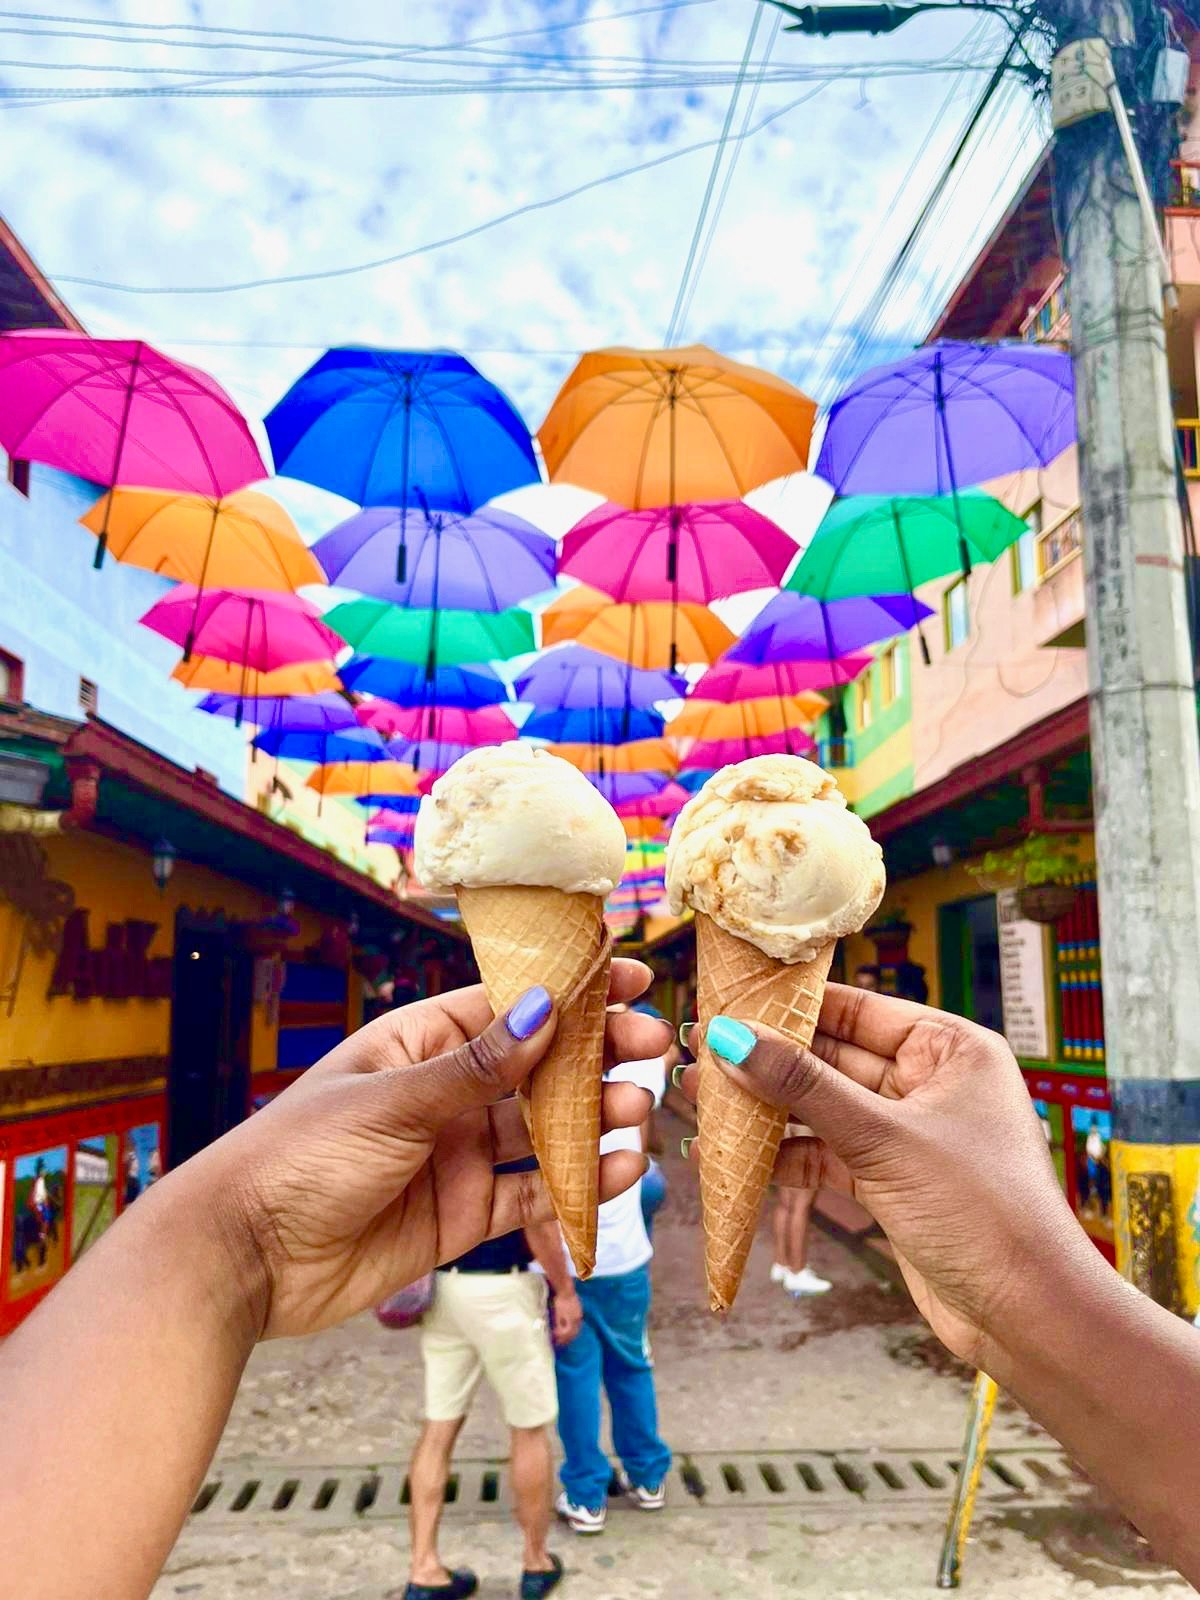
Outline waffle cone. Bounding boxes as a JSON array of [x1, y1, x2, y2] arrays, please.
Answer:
[[695, 913, 834, 1312], [456, 885, 611, 1277]]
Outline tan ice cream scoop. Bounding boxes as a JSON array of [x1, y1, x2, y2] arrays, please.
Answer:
[[666, 755, 885, 1310]]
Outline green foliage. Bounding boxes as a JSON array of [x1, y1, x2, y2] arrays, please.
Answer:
[[974, 833, 1082, 889]]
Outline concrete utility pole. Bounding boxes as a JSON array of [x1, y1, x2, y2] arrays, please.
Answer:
[[1044, 0, 1200, 1307]]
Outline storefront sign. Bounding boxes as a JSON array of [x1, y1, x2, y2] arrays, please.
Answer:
[[48, 909, 172, 1001], [996, 888, 1051, 1059]]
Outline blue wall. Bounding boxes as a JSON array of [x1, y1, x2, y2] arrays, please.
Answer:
[[0, 463, 247, 794]]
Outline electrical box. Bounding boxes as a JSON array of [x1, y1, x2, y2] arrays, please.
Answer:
[[1052, 37, 1114, 130]]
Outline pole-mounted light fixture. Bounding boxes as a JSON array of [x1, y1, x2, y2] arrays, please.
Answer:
[[151, 838, 177, 893], [763, 1, 1029, 36]]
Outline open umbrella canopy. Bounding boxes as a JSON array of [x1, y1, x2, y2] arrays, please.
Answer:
[[197, 692, 356, 732], [384, 736, 511, 769], [614, 781, 692, 818], [142, 587, 342, 671], [173, 656, 341, 697], [681, 728, 816, 768], [367, 826, 416, 849], [265, 347, 539, 509], [513, 645, 685, 709], [339, 656, 509, 707], [559, 500, 797, 603], [816, 341, 1075, 497], [254, 727, 387, 762], [325, 598, 535, 666], [667, 693, 828, 742], [548, 738, 677, 775], [369, 807, 418, 829], [0, 331, 266, 499], [538, 345, 816, 506], [311, 504, 555, 610], [307, 761, 419, 797], [676, 767, 716, 793], [584, 770, 673, 805], [622, 816, 669, 839], [692, 655, 872, 699], [541, 587, 735, 668], [355, 794, 421, 814], [353, 702, 517, 743], [727, 592, 933, 664], [80, 488, 321, 592], [521, 706, 664, 745], [790, 492, 1028, 600]]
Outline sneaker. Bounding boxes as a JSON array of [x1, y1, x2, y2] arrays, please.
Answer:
[[555, 1490, 606, 1535], [616, 1468, 667, 1510], [401, 1570, 478, 1600], [783, 1265, 832, 1296], [769, 1262, 787, 1284]]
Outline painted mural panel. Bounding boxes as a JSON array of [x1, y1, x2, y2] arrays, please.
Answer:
[[72, 1133, 119, 1260], [10, 1145, 68, 1299], [122, 1122, 162, 1206], [1071, 1106, 1114, 1246]]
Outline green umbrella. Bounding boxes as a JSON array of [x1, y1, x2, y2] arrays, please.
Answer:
[[324, 598, 535, 673]]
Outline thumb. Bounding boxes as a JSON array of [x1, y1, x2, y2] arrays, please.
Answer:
[[703, 1016, 892, 1166], [387, 985, 558, 1133]]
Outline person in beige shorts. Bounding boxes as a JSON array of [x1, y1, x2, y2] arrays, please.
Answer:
[[404, 1212, 581, 1600]]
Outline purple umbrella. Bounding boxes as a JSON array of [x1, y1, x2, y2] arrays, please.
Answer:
[[197, 692, 356, 733], [728, 593, 933, 665], [386, 737, 511, 769], [514, 646, 686, 710], [367, 827, 416, 849], [311, 504, 555, 608], [583, 770, 672, 806]]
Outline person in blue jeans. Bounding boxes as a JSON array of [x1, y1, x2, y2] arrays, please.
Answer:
[[551, 1048, 672, 1534]]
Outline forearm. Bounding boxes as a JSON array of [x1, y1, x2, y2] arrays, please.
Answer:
[[524, 1221, 574, 1297], [986, 1239, 1200, 1585], [0, 1163, 263, 1598]]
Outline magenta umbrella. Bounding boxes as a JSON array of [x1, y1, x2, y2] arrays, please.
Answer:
[[560, 500, 797, 603], [681, 729, 816, 769], [692, 655, 872, 700], [141, 587, 342, 672], [614, 781, 691, 818], [354, 701, 517, 744], [0, 332, 266, 567]]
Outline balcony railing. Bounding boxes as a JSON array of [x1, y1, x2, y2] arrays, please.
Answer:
[[1035, 506, 1083, 581], [1167, 159, 1200, 211], [1020, 275, 1069, 344], [1179, 420, 1200, 478]]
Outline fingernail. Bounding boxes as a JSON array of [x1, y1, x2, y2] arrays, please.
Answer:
[[678, 1020, 696, 1048], [680, 1136, 695, 1158], [670, 1063, 686, 1090], [707, 1016, 756, 1066], [506, 986, 553, 1040]]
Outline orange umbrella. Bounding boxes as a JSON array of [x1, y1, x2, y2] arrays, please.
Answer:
[[541, 587, 734, 668], [538, 345, 817, 507], [172, 656, 342, 696], [622, 816, 666, 840], [82, 487, 322, 592], [306, 761, 420, 798], [549, 739, 678, 775], [667, 693, 828, 744]]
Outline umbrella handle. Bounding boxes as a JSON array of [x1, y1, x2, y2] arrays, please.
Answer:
[[92, 530, 108, 571]]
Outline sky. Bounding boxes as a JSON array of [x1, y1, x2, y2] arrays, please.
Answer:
[[1, 0, 1049, 471]]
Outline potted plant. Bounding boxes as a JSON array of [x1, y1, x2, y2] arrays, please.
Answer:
[[864, 902, 913, 964], [970, 834, 1082, 923]]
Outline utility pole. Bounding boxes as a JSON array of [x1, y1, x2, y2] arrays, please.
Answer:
[[1046, 0, 1200, 1311]]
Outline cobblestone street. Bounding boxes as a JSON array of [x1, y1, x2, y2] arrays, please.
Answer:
[[156, 1114, 1189, 1600]]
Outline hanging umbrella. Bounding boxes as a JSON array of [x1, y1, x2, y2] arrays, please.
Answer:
[[307, 761, 420, 797], [142, 587, 342, 672], [339, 656, 509, 708], [353, 702, 517, 743], [549, 738, 677, 775], [367, 827, 416, 848], [521, 707, 665, 745], [539, 345, 816, 506], [585, 770, 673, 805], [614, 781, 692, 818], [622, 816, 669, 840], [541, 587, 734, 668], [727, 592, 934, 665], [692, 655, 872, 699], [311, 503, 554, 606], [667, 693, 828, 744], [559, 500, 798, 603], [325, 598, 535, 670], [385, 736, 513, 770], [254, 727, 388, 762], [354, 794, 421, 814], [514, 645, 686, 709], [0, 332, 266, 567], [681, 729, 817, 769], [172, 656, 341, 697], [80, 488, 321, 597], [676, 768, 716, 793], [197, 692, 357, 732], [265, 350, 539, 560]]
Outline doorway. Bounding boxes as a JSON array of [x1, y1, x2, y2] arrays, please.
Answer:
[[938, 894, 1004, 1032], [168, 914, 253, 1170]]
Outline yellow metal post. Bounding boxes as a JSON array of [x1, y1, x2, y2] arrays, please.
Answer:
[[936, 1371, 998, 1589]]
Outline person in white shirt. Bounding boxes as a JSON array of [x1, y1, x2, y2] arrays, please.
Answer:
[[551, 1037, 672, 1535]]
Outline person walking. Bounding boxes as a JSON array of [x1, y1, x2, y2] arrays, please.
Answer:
[[405, 1211, 581, 1600], [769, 1180, 831, 1297], [553, 1048, 672, 1536]]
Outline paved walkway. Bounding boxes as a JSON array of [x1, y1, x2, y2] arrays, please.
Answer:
[[155, 1111, 1189, 1599]]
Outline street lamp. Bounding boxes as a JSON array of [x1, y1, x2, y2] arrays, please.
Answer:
[[762, 1, 1028, 35], [151, 839, 177, 893]]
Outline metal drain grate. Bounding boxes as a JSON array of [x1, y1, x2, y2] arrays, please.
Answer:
[[189, 1448, 1088, 1527]]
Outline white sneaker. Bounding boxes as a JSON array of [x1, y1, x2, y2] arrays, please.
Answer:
[[783, 1266, 832, 1296], [555, 1490, 607, 1534], [769, 1262, 787, 1284], [616, 1468, 666, 1511]]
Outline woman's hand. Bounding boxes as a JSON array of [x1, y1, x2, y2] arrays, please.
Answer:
[[171, 959, 670, 1340], [682, 984, 1091, 1371]]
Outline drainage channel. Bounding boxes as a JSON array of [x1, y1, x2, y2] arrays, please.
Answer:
[[190, 1447, 1089, 1528]]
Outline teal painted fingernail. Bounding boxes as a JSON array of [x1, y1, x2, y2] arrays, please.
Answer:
[[670, 1063, 686, 1090], [680, 1137, 695, 1158], [707, 1016, 756, 1065]]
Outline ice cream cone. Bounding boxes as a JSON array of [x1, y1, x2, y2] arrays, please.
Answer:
[[457, 884, 611, 1277], [695, 912, 834, 1312]]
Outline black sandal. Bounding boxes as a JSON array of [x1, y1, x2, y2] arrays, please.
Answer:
[[403, 1569, 479, 1600], [520, 1552, 565, 1598]]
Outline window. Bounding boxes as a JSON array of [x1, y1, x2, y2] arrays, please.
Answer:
[[944, 578, 971, 651], [878, 644, 900, 708], [0, 648, 23, 703], [855, 674, 873, 730], [6, 457, 29, 496], [1012, 501, 1041, 592]]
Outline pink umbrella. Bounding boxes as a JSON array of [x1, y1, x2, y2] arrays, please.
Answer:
[[353, 701, 517, 744], [614, 781, 692, 818], [681, 728, 817, 769], [0, 331, 266, 567], [368, 808, 417, 835], [692, 655, 872, 700], [559, 500, 797, 603], [141, 587, 342, 672]]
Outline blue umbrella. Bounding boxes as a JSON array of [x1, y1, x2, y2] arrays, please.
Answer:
[[675, 768, 714, 793], [253, 728, 387, 762], [521, 706, 665, 744], [514, 645, 686, 709], [264, 347, 539, 513], [367, 827, 415, 848], [339, 656, 510, 708], [353, 793, 421, 813], [197, 692, 356, 732]]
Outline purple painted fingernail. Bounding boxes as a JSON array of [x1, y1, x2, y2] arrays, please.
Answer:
[[506, 986, 553, 1040]]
